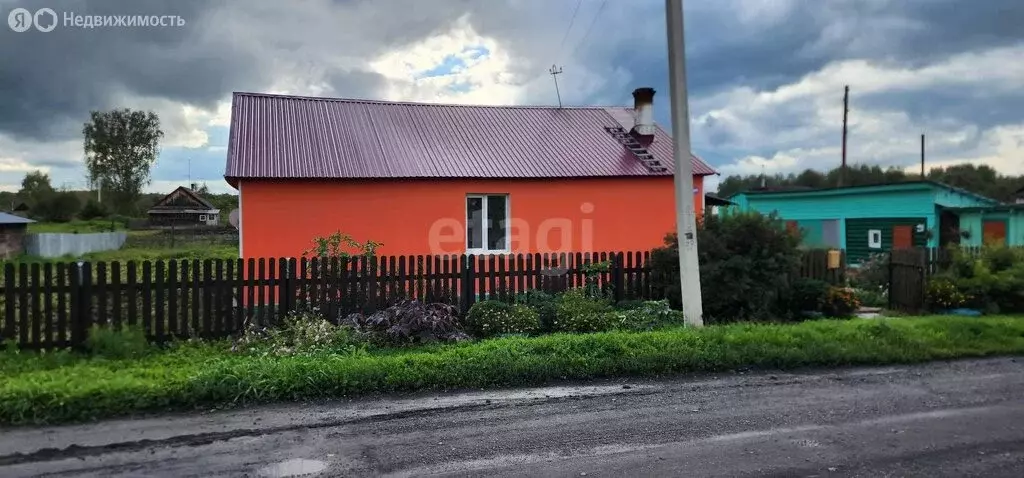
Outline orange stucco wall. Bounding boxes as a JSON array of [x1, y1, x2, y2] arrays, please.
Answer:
[[238, 176, 705, 258]]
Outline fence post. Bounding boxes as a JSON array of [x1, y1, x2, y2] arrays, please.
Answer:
[[461, 254, 476, 314], [2, 263, 14, 343], [279, 258, 294, 316], [70, 261, 93, 350], [886, 252, 894, 311], [611, 252, 624, 303]]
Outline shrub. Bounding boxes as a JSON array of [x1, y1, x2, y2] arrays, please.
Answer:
[[786, 278, 829, 316], [552, 289, 614, 333], [613, 299, 647, 311], [603, 299, 682, 331], [821, 287, 860, 318], [943, 246, 1024, 314], [235, 310, 359, 357], [33, 191, 82, 223], [84, 324, 151, 359], [650, 211, 803, 323], [342, 299, 468, 346], [580, 260, 614, 300], [78, 199, 109, 220], [847, 252, 889, 292], [465, 300, 541, 338], [925, 276, 971, 312], [513, 290, 558, 331], [853, 287, 888, 308]]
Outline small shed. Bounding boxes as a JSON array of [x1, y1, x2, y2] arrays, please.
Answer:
[[727, 181, 1003, 264], [0, 211, 34, 259], [146, 185, 220, 228]]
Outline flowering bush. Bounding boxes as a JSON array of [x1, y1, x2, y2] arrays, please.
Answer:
[[465, 300, 541, 338], [552, 289, 615, 333], [234, 309, 359, 357], [821, 286, 860, 318], [925, 276, 971, 311], [846, 252, 889, 296]]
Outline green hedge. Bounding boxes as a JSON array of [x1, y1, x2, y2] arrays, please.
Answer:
[[2, 316, 1023, 426]]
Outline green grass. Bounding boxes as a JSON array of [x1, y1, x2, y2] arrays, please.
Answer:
[[3, 315, 1023, 426], [27, 220, 127, 234], [2, 244, 239, 267]]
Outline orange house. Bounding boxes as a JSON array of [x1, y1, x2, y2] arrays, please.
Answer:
[[225, 88, 717, 259]]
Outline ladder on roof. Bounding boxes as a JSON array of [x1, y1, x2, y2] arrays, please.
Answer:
[[605, 127, 669, 173]]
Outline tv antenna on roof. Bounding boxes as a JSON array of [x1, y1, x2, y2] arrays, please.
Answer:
[[548, 64, 564, 108]]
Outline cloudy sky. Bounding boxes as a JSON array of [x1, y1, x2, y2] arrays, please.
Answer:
[[1, 0, 1022, 195]]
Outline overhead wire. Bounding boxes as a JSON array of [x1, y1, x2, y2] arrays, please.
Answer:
[[565, 0, 608, 63], [556, 0, 584, 60]]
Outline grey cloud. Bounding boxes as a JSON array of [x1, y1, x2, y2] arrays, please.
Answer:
[[0, 0, 529, 142]]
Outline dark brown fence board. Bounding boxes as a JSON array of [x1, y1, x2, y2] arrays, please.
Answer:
[[6, 250, 666, 349], [18, 263, 28, 346], [3, 264, 14, 342]]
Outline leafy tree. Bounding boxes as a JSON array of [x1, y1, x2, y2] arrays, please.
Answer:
[[193, 182, 210, 195], [83, 109, 164, 215], [18, 170, 55, 208]]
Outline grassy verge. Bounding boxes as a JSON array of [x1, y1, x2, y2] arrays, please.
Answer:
[[3, 315, 1023, 426], [26, 220, 127, 234]]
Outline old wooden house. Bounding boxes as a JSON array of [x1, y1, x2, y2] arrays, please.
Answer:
[[146, 185, 220, 228]]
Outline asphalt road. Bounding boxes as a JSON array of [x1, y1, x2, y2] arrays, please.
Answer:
[[2, 357, 1023, 477]]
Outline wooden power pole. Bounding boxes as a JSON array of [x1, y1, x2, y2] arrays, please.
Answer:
[[840, 85, 849, 187], [548, 64, 564, 108], [920, 134, 926, 179]]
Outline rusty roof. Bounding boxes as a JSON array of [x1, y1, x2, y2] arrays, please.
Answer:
[[224, 92, 717, 186]]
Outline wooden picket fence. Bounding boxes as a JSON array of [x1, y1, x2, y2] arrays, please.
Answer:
[[1, 251, 653, 350], [795, 249, 847, 284]]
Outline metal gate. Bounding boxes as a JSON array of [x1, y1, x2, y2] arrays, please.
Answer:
[[888, 248, 926, 312]]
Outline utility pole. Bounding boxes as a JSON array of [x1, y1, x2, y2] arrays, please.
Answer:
[[840, 85, 849, 187], [548, 64, 564, 108], [665, 0, 704, 327], [920, 134, 926, 179]]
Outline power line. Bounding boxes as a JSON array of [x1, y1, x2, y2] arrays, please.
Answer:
[[566, 0, 608, 61], [556, 0, 584, 58]]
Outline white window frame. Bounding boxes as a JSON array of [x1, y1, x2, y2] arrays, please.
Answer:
[[868, 229, 883, 249], [199, 214, 208, 222], [466, 193, 510, 255]]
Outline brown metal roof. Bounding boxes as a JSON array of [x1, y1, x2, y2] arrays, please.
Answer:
[[224, 92, 717, 186]]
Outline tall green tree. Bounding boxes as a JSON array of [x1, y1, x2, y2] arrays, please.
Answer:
[[18, 170, 54, 207], [83, 109, 164, 215]]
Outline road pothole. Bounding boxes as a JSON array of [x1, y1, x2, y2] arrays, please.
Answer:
[[257, 458, 327, 477]]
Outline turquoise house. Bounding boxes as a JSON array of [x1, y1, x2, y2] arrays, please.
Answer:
[[727, 181, 1003, 264], [952, 203, 1024, 247]]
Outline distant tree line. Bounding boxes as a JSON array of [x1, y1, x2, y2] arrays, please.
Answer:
[[1, 107, 238, 224], [717, 163, 1024, 202]]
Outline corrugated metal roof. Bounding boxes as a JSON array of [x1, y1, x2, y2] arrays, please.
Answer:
[[224, 92, 717, 185], [0, 212, 34, 224]]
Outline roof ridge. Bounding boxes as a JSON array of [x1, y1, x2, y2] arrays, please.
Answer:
[[232, 91, 631, 110]]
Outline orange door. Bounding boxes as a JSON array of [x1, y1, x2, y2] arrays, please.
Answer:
[[892, 225, 913, 249], [983, 220, 1007, 246]]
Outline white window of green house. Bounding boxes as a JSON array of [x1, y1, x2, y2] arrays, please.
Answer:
[[466, 194, 509, 254]]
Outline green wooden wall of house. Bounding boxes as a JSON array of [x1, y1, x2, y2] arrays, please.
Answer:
[[727, 181, 1001, 264]]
